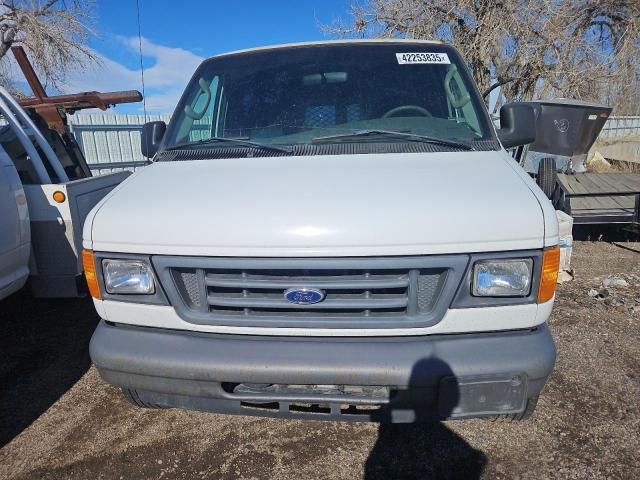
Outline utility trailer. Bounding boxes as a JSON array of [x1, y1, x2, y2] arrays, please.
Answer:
[[554, 172, 640, 224], [514, 99, 640, 225], [0, 47, 142, 300]]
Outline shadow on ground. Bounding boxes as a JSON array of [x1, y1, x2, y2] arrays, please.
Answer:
[[572, 224, 639, 243], [365, 422, 486, 479], [365, 358, 487, 479], [0, 289, 98, 447]]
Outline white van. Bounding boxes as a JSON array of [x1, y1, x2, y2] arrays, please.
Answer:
[[85, 40, 559, 422]]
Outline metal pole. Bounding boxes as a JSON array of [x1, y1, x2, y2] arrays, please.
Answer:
[[0, 93, 52, 184]]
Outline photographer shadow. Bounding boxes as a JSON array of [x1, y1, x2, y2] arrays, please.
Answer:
[[0, 289, 98, 447], [365, 357, 487, 479]]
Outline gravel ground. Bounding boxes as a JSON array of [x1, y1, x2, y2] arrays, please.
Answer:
[[0, 239, 638, 479]]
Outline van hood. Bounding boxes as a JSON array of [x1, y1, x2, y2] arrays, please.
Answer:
[[86, 151, 547, 256]]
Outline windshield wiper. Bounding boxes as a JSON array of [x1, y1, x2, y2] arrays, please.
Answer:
[[311, 129, 475, 150], [164, 137, 293, 153]]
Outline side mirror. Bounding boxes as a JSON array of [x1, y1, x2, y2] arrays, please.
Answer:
[[497, 103, 536, 149], [141, 121, 167, 158]]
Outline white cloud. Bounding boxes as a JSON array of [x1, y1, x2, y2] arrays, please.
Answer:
[[63, 36, 204, 113]]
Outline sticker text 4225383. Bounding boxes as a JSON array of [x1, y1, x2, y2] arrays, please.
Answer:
[[396, 52, 451, 65]]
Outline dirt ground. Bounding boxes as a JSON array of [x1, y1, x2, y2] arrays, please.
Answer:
[[0, 237, 639, 479]]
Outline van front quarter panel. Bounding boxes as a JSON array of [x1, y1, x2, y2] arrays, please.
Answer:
[[85, 40, 559, 422]]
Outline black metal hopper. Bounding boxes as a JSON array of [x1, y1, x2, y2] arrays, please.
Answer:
[[524, 99, 612, 157]]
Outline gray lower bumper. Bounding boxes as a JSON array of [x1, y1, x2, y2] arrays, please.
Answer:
[[90, 321, 556, 422]]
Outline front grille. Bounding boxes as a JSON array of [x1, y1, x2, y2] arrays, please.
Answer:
[[153, 256, 468, 329], [204, 269, 421, 316]]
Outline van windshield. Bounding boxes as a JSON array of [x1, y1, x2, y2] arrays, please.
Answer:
[[163, 43, 494, 152]]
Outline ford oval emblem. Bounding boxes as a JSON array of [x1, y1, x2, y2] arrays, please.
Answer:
[[284, 288, 325, 305]]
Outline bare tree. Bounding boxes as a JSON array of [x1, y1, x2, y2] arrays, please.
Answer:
[[326, 0, 640, 113], [0, 0, 98, 93]]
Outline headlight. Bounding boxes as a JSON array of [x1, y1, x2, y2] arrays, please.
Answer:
[[472, 259, 533, 297], [103, 259, 155, 294]]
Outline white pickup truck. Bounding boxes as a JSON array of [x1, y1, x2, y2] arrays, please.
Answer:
[[0, 87, 129, 300], [85, 40, 559, 422]]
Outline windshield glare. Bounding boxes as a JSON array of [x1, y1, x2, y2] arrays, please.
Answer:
[[164, 44, 493, 150]]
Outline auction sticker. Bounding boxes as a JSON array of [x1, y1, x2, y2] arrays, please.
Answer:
[[396, 52, 450, 64]]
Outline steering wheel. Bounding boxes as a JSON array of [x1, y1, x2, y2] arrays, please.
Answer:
[[382, 105, 432, 118]]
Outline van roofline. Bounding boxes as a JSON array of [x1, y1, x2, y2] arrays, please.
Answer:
[[208, 39, 445, 61]]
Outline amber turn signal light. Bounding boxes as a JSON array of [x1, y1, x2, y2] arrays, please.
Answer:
[[82, 249, 101, 299], [52, 190, 66, 203], [538, 245, 560, 303]]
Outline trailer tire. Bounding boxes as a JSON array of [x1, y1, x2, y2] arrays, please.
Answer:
[[121, 388, 166, 409], [537, 157, 557, 199]]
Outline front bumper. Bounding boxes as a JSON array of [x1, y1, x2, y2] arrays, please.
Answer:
[[90, 321, 556, 422]]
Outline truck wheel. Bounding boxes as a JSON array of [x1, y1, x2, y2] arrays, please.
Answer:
[[488, 395, 539, 422], [537, 157, 557, 199], [121, 388, 166, 409]]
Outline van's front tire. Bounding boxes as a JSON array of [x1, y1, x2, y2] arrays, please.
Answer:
[[121, 388, 166, 409]]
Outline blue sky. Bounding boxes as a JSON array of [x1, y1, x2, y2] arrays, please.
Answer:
[[67, 0, 352, 113]]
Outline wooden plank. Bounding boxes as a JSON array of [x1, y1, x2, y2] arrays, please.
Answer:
[[574, 175, 601, 194], [557, 172, 639, 224], [569, 175, 591, 194], [587, 173, 628, 193], [570, 177, 635, 214], [556, 173, 575, 194], [571, 198, 635, 215], [607, 174, 640, 192], [571, 197, 623, 213], [584, 173, 640, 193], [571, 206, 634, 215], [566, 176, 611, 212], [572, 176, 614, 210], [576, 176, 636, 210], [609, 196, 636, 208], [558, 173, 640, 195], [571, 210, 634, 217], [578, 174, 613, 194], [557, 174, 588, 194], [593, 177, 640, 216]]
